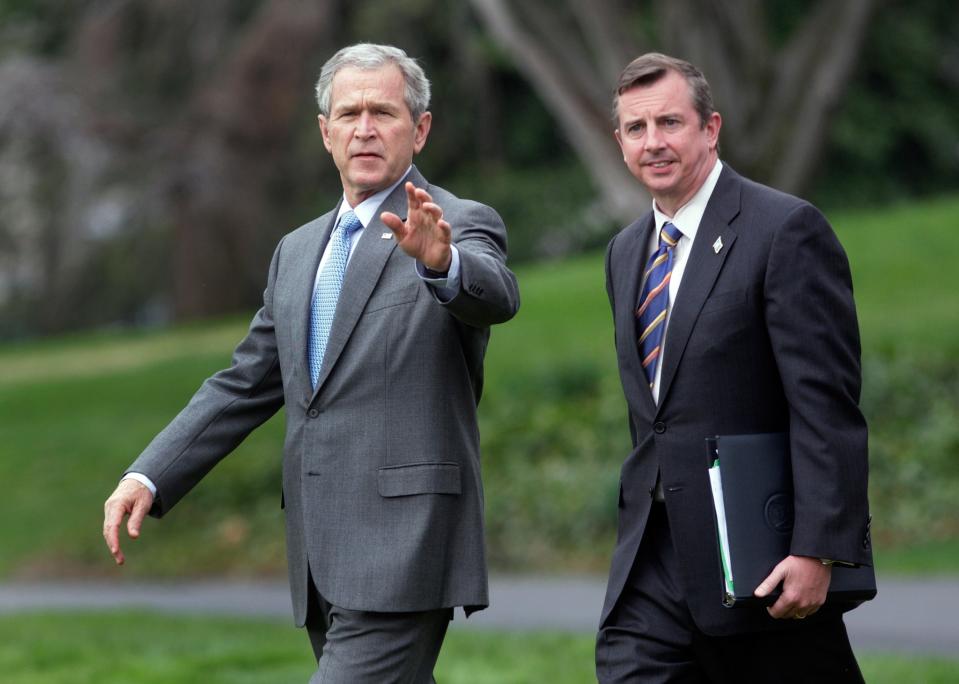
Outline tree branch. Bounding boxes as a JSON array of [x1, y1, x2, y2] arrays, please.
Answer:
[[770, 0, 876, 192], [470, 0, 648, 222]]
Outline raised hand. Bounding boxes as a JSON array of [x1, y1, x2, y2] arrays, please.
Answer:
[[380, 182, 453, 272]]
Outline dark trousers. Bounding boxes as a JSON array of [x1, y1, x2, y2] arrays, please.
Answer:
[[305, 572, 452, 684], [596, 502, 865, 683]]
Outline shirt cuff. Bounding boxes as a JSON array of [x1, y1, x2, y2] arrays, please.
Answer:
[[415, 245, 461, 302], [123, 472, 157, 497]]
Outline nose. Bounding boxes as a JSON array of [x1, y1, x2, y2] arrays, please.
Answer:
[[354, 111, 376, 138], [644, 123, 664, 151]]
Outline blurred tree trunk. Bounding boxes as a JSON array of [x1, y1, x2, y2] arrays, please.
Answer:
[[157, 0, 337, 320], [470, 0, 876, 224], [470, 0, 647, 223], [0, 0, 341, 333]]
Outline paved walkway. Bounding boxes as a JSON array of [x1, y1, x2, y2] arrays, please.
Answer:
[[1, 575, 956, 657]]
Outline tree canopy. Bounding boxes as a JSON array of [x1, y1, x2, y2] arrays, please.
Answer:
[[0, 0, 956, 337]]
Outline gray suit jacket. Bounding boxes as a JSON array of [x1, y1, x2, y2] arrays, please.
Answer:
[[128, 166, 519, 625], [602, 165, 872, 636]]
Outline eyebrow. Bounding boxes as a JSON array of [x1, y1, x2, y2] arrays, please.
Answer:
[[332, 99, 402, 116], [623, 112, 685, 126]]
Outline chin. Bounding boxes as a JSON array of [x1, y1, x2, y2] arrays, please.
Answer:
[[642, 176, 675, 193], [349, 172, 385, 191]]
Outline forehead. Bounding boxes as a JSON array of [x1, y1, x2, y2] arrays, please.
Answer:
[[329, 64, 407, 108], [617, 70, 694, 119]]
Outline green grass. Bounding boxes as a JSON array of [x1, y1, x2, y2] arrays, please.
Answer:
[[831, 195, 959, 356], [873, 539, 959, 576], [0, 195, 957, 578], [0, 321, 289, 579], [0, 613, 955, 683]]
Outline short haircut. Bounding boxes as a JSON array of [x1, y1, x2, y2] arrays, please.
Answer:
[[316, 43, 431, 121], [613, 52, 715, 128]]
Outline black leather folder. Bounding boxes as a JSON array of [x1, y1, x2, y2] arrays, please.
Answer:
[[706, 433, 877, 607]]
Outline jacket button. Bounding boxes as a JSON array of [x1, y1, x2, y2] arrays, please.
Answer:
[[653, 422, 666, 434], [307, 408, 319, 418]]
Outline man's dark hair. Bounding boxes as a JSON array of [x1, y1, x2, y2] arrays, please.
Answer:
[[613, 52, 715, 128]]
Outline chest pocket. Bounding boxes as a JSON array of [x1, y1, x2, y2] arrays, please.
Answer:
[[699, 288, 748, 316], [364, 282, 420, 314]]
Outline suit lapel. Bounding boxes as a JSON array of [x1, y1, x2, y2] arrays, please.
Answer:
[[615, 216, 658, 421], [310, 170, 420, 398], [657, 167, 742, 408], [288, 210, 338, 406]]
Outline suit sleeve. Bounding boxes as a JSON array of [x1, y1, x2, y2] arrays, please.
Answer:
[[764, 203, 871, 566], [434, 201, 519, 328], [126, 238, 287, 517]]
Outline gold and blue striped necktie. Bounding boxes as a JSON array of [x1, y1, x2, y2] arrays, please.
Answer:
[[636, 222, 682, 389]]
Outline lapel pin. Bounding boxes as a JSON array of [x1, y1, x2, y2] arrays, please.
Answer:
[[712, 236, 723, 254], [381, 232, 393, 239]]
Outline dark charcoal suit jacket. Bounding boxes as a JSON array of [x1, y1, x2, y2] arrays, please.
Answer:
[[602, 164, 873, 636]]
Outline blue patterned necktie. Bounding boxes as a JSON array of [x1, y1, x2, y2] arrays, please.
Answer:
[[636, 222, 683, 389], [309, 210, 362, 388]]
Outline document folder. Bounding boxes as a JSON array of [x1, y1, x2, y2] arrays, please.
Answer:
[[707, 433, 877, 608]]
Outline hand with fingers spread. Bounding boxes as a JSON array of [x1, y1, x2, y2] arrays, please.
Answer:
[[380, 182, 452, 273], [103, 478, 154, 566], [754, 554, 832, 620]]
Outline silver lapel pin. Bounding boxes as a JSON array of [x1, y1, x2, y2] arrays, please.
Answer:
[[712, 236, 723, 254], [381, 232, 393, 239]]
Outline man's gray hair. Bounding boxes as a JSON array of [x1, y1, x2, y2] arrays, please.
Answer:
[[316, 43, 431, 121]]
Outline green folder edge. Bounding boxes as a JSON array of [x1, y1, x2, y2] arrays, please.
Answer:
[[708, 458, 736, 604]]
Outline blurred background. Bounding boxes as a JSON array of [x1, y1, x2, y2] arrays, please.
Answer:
[[1, 1, 958, 682]]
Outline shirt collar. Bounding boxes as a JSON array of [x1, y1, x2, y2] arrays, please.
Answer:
[[652, 158, 723, 243], [334, 165, 413, 229]]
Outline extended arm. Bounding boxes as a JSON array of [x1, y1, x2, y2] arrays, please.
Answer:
[[101, 238, 287, 563]]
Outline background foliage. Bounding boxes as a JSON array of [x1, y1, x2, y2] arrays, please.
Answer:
[[1, 0, 957, 337]]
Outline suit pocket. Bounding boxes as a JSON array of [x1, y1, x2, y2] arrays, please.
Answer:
[[365, 282, 420, 314], [377, 462, 462, 497], [699, 288, 747, 315]]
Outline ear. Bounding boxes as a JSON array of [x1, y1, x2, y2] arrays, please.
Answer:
[[705, 111, 722, 151], [614, 127, 625, 153], [318, 114, 333, 154], [412, 112, 432, 154]]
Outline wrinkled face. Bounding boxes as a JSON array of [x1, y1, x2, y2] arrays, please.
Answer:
[[615, 70, 721, 216], [319, 65, 431, 206]]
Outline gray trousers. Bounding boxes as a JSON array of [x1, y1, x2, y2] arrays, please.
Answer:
[[305, 577, 452, 684]]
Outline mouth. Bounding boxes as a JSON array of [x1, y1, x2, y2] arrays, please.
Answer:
[[644, 160, 674, 169], [351, 151, 382, 161]]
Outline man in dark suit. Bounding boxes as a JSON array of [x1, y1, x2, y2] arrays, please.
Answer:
[[102, 43, 519, 683], [596, 53, 873, 683]]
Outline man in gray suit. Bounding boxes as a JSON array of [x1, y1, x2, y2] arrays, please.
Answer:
[[102, 43, 519, 683], [596, 53, 871, 682]]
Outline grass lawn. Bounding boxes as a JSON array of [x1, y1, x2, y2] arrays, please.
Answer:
[[830, 195, 959, 357], [0, 612, 956, 683]]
